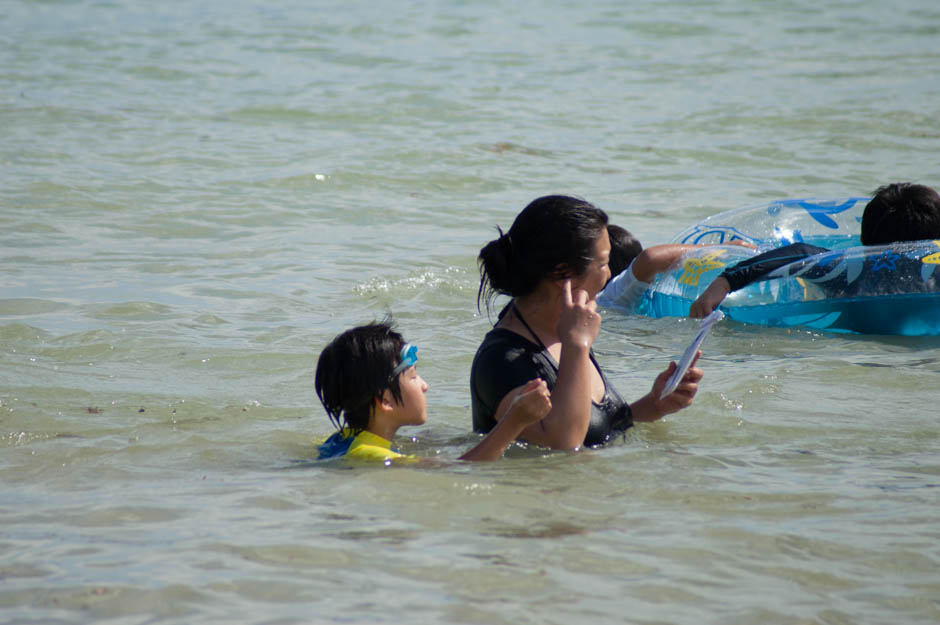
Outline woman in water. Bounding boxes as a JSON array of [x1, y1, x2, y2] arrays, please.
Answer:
[[470, 195, 704, 450]]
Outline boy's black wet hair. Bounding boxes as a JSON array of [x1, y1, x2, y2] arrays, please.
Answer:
[[607, 224, 643, 279], [861, 182, 940, 246], [315, 320, 405, 434]]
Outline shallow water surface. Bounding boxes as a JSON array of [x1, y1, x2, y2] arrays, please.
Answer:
[[2, 1, 940, 623]]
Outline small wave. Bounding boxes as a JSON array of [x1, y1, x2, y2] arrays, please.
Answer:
[[354, 266, 474, 295], [89, 301, 176, 320]]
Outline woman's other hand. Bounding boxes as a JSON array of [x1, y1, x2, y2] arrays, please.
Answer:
[[631, 351, 703, 422], [651, 351, 703, 416]]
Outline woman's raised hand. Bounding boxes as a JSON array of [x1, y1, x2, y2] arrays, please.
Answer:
[[557, 279, 601, 350]]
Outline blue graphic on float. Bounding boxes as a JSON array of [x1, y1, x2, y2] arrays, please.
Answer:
[[871, 250, 900, 273], [773, 226, 804, 246], [679, 224, 756, 245], [769, 198, 859, 229]]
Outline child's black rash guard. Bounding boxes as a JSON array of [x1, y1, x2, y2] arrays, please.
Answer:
[[720, 243, 829, 291], [719, 241, 935, 296], [470, 328, 632, 447]]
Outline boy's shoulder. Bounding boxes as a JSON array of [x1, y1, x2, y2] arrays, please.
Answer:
[[318, 429, 415, 464], [597, 260, 648, 310], [317, 429, 355, 459], [347, 431, 408, 462]]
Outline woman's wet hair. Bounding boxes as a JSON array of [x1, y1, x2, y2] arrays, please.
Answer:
[[477, 195, 609, 312], [861, 182, 940, 246], [315, 319, 405, 434]]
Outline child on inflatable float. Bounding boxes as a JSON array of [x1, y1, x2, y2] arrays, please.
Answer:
[[598, 225, 755, 311], [689, 183, 940, 324]]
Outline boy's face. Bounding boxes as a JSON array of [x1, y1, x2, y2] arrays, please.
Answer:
[[391, 364, 428, 426]]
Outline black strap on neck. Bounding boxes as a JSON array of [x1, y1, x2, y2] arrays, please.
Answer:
[[512, 303, 549, 352]]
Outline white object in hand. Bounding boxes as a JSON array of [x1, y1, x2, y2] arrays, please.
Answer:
[[660, 310, 724, 399]]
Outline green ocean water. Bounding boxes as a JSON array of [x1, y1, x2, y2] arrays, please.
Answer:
[[2, 1, 939, 623]]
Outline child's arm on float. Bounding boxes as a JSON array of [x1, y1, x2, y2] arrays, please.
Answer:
[[690, 242, 825, 317], [459, 379, 551, 461], [630, 244, 700, 282], [601, 243, 752, 310], [631, 240, 757, 282]]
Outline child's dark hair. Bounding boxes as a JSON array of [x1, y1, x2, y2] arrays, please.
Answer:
[[607, 224, 643, 278], [315, 320, 405, 434], [861, 182, 940, 246], [477, 195, 609, 311]]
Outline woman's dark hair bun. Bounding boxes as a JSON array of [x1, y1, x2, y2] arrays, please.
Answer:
[[478, 228, 515, 302], [477, 195, 608, 313], [496, 227, 513, 256]]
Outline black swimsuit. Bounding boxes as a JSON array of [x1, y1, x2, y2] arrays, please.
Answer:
[[469, 307, 632, 447]]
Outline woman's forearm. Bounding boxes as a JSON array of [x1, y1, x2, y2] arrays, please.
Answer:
[[628, 393, 664, 422], [523, 344, 592, 449]]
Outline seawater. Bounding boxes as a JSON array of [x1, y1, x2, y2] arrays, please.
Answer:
[[2, 1, 939, 623]]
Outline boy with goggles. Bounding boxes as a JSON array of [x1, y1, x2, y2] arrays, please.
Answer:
[[315, 320, 550, 463]]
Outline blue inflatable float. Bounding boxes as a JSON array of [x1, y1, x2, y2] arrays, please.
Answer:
[[635, 198, 940, 335]]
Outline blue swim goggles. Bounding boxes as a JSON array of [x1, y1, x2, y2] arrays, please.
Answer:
[[390, 343, 418, 379]]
